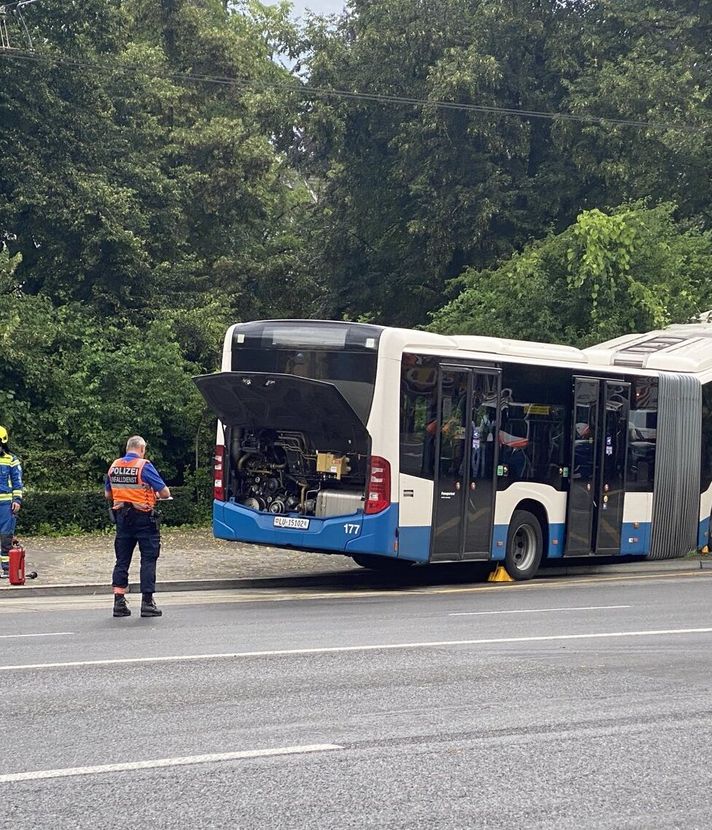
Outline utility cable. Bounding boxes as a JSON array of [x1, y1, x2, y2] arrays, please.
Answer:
[[0, 47, 709, 134]]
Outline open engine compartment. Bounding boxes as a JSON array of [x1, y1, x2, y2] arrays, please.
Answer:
[[226, 427, 368, 518], [193, 369, 375, 519]]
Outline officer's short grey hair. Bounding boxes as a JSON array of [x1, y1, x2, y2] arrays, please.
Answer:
[[126, 435, 147, 452]]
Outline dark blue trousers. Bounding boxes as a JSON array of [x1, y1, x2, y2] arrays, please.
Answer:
[[0, 501, 16, 574], [112, 509, 161, 593]]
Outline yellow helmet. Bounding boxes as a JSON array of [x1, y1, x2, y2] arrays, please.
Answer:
[[0, 425, 7, 443]]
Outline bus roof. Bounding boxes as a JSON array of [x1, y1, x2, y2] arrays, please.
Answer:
[[222, 318, 712, 377], [450, 335, 587, 364], [583, 322, 712, 373], [378, 328, 588, 364]]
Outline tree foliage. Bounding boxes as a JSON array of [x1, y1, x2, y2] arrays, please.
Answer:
[[428, 203, 712, 346], [0, 0, 320, 488], [298, 0, 594, 325], [1, 0, 711, 494], [559, 0, 712, 224], [298, 0, 712, 326]]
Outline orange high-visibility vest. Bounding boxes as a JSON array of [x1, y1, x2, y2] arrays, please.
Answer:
[[107, 457, 157, 512]]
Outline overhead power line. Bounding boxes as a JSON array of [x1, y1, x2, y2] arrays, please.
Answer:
[[0, 0, 40, 11], [0, 47, 708, 134], [0, 0, 39, 49]]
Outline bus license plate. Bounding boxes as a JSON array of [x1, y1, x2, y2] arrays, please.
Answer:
[[273, 516, 310, 530]]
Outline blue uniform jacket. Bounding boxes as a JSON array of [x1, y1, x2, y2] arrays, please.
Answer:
[[0, 450, 23, 505]]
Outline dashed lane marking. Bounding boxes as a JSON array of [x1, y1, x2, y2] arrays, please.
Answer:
[[449, 605, 631, 616], [2, 627, 712, 672], [0, 744, 343, 783], [0, 632, 74, 639]]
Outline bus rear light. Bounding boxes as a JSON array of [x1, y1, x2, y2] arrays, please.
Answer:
[[214, 444, 226, 501], [365, 456, 391, 514]]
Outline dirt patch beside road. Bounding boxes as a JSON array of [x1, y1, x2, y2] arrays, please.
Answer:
[[9, 527, 360, 587]]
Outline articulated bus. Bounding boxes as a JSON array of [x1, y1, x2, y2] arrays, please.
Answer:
[[193, 319, 712, 580]]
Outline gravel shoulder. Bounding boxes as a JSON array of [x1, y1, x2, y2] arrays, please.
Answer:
[[6, 527, 360, 587]]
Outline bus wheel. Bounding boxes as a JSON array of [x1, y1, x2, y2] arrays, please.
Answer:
[[504, 510, 543, 581], [352, 554, 413, 571]]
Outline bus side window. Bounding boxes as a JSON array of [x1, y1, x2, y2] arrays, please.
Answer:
[[499, 364, 569, 489], [626, 378, 658, 491], [400, 355, 437, 480], [399, 393, 437, 480], [703, 381, 712, 494]]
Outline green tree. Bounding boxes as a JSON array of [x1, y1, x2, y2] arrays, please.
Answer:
[[559, 0, 712, 226], [428, 203, 712, 346], [0, 0, 319, 491], [297, 0, 712, 328], [1, 247, 205, 488], [0, 0, 318, 322], [298, 0, 592, 326]]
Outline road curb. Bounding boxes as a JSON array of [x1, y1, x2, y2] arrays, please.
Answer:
[[0, 574, 355, 598], [539, 558, 708, 578], [1, 557, 709, 597]]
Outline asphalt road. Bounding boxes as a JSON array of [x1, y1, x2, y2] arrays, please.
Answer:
[[2, 570, 712, 829]]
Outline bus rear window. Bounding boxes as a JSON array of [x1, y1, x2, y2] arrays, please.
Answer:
[[231, 322, 382, 425]]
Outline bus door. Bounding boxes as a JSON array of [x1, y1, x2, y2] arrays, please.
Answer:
[[565, 378, 630, 555], [431, 366, 500, 562]]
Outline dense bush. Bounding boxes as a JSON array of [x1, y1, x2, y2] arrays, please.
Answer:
[[428, 203, 712, 346], [16, 485, 212, 536]]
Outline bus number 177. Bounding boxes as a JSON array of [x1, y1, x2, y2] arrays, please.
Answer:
[[343, 523, 360, 536]]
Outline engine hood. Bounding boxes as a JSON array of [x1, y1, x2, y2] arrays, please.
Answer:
[[193, 371, 368, 446]]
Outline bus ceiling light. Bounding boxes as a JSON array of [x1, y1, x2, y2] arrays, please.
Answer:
[[214, 444, 226, 501], [365, 456, 391, 514]]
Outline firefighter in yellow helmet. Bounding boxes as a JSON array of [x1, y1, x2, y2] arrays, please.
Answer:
[[0, 425, 23, 578]]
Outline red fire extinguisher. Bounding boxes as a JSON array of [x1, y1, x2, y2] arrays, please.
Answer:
[[3, 539, 38, 586], [8, 539, 26, 585]]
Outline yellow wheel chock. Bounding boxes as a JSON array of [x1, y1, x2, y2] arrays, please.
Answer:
[[487, 564, 514, 583]]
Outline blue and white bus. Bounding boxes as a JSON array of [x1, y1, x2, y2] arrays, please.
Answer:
[[193, 319, 712, 579]]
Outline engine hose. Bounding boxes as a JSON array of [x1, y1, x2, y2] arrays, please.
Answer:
[[299, 482, 308, 511]]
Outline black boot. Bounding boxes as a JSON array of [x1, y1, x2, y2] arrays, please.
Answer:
[[141, 595, 162, 617], [113, 595, 131, 617]]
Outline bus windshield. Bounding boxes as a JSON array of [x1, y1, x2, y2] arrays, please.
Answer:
[[231, 321, 383, 425]]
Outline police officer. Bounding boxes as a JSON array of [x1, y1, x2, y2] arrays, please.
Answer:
[[0, 425, 23, 578], [105, 435, 171, 618]]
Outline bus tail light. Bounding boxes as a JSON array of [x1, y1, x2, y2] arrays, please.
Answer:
[[365, 456, 390, 514], [214, 444, 226, 501]]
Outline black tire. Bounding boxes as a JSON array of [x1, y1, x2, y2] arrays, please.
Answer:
[[352, 554, 414, 571], [504, 510, 543, 581]]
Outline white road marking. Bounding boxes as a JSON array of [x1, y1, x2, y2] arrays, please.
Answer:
[[449, 605, 631, 617], [0, 570, 709, 615], [0, 632, 74, 639], [1, 627, 711, 672], [0, 744, 343, 783]]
